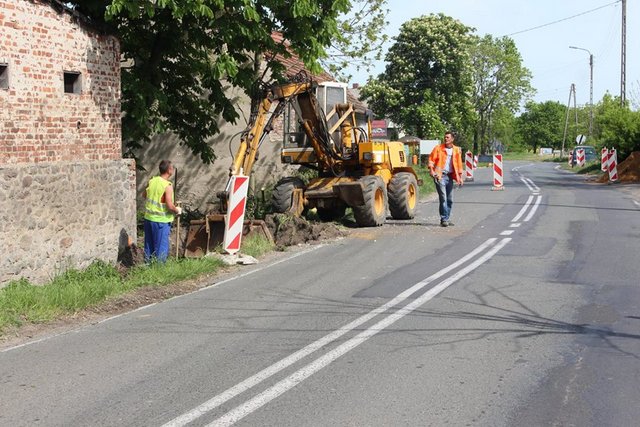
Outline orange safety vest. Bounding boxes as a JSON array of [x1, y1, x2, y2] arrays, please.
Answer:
[[428, 144, 463, 182]]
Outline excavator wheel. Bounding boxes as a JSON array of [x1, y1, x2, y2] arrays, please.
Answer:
[[388, 172, 418, 219], [353, 175, 387, 227], [272, 177, 305, 214], [316, 205, 346, 222]]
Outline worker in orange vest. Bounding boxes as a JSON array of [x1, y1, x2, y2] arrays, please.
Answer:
[[428, 131, 464, 227]]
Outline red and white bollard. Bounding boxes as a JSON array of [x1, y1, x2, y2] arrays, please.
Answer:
[[223, 174, 250, 254], [492, 153, 504, 191], [465, 151, 474, 182], [575, 148, 586, 167], [568, 150, 573, 166], [608, 148, 618, 183], [473, 155, 478, 170], [601, 147, 609, 172]]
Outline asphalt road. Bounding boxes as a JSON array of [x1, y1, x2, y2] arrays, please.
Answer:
[[2, 161, 640, 427]]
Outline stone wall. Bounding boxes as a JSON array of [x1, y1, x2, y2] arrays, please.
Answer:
[[0, 160, 137, 286], [0, 0, 121, 164]]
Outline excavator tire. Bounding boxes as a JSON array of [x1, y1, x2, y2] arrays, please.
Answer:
[[272, 177, 305, 213], [388, 172, 418, 219], [317, 205, 346, 222], [353, 175, 387, 227]]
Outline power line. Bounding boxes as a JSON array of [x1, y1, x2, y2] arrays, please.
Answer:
[[504, 0, 621, 37]]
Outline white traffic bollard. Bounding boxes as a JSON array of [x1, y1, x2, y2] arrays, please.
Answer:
[[608, 148, 618, 183], [465, 151, 474, 182], [223, 175, 250, 254], [492, 154, 504, 191]]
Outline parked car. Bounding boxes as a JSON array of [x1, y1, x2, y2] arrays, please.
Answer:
[[571, 145, 597, 164]]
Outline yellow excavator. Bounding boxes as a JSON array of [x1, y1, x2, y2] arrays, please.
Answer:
[[185, 73, 422, 256], [224, 73, 421, 227]]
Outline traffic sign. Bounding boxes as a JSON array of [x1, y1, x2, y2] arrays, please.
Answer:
[[576, 134, 587, 144]]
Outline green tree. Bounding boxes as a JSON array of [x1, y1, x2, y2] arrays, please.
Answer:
[[69, 0, 385, 163], [361, 14, 475, 139], [323, 0, 389, 81], [594, 94, 640, 158], [470, 35, 533, 154], [516, 101, 565, 153]]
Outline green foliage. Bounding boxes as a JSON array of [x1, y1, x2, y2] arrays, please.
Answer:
[[70, 0, 366, 163], [470, 35, 533, 153], [593, 94, 640, 159], [361, 14, 475, 139], [323, 0, 389, 81], [0, 258, 223, 332], [515, 101, 566, 153], [241, 234, 275, 258]]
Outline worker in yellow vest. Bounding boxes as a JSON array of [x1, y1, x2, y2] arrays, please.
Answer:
[[144, 160, 182, 263]]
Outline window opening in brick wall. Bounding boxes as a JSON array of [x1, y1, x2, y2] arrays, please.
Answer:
[[0, 64, 8, 89], [64, 71, 81, 94]]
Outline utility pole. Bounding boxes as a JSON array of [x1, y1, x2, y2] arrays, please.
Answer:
[[562, 83, 576, 157], [621, 0, 626, 106], [569, 46, 594, 137]]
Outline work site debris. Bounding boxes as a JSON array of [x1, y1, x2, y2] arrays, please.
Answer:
[[264, 214, 345, 249], [597, 151, 640, 183]]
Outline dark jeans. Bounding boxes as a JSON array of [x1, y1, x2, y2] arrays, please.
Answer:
[[144, 219, 172, 263], [434, 174, 454, 222]]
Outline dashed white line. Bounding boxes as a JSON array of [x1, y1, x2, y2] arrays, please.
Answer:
[[162, 239, 500, 427], [510, 223, 521, 228], [500, 230, 515, 236], [207, 238, 512, 427]]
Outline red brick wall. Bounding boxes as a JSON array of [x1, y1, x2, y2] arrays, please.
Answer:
[[0, 0, 121, 164]]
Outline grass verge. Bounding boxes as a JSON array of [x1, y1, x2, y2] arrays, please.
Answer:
[[0, 257, 224, 333], [241, 234, 276, 258], [561, 161, 603, 174], [414, 166, 436, 197]]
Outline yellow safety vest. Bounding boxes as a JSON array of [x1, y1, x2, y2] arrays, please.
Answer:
[[144, 176, 174, 223]]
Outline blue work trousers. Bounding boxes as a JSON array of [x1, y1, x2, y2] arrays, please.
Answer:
[[434, 174, 454, 222], [144, 220, 172, 263]]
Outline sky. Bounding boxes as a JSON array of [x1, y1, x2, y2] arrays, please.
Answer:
[[346, 0, 638, 108]]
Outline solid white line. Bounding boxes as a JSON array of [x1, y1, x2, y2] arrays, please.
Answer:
[[511, 195, 534, 222], [510, 223, 521, 228], [500, 230, 515, 236], [208, 238, 512, 427], [1, 245, 326, 354], [520, 177, 535, 192], [524, 195, 543, 222], [524, 177, 540, 192], [161, 238, 499, 427]]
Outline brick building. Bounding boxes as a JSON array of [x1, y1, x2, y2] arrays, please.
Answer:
[[0, 0, 136, 285]]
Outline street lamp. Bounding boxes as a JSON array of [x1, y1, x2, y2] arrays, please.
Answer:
[[569, 46, 594, 137]]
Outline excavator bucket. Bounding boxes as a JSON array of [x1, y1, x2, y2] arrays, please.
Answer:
[[288, 188, 306, 217], [184, 215, 274, 258]]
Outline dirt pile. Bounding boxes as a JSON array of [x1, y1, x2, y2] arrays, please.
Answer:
[[597, 151, 640, 183], [264, 214, 345, 249]]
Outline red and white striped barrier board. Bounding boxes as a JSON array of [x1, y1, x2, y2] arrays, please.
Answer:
[[575, 148, 586, 167], [465, 151, 474, 181], [608, 148, 618, 183], [492, 154, 504, 190], [568, 151, 573, 166], [223, 174, 250, 254], [473, 155, 478, 170], [601, 147, 609, 172]]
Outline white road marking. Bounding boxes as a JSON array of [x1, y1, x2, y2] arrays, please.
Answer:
[[512, 195, 534, 222], [524, 195, 543, 222], [207, 238, 512, 427], [520, 177, 535, 192], [510, 223, 521, 228], [500, 230, 515, 236], [1, 245, 326, 354], [523, 177, 540, 192], [162, 238, 499, 427], [633, 200, 640, 208]]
